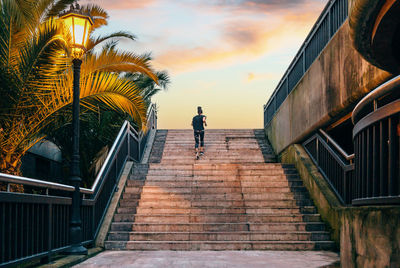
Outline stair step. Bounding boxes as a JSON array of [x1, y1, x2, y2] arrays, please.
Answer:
[[132, 214, 321, 223], [107, 231, 331, 242], [142, 175, 300, 182], [135, 192, 310, 200], [134, 199, 313, 207], [105, 240, 336, 251], [130, 186, 306, 194], [126, 180, 304, 187], [126, 222, 327, 232]]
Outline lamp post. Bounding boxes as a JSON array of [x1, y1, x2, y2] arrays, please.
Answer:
[[60, 4, 93, 255]]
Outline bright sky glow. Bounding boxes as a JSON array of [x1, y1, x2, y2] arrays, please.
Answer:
[[84, 0, 326, 129]]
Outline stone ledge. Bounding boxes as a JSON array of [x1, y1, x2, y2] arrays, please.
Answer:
[[37, 247, 103, 268]]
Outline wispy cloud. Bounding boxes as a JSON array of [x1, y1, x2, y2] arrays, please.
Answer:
[[246, 72, 280, 82], [82, 0, 156, 10], [153, 10, 323, 73]]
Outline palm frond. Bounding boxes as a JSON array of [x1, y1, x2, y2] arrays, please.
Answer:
[[86, 31, 136, 52], [82, 50, 158, 84], [45, 0, 75, 18], [81, 4, 108, 30]]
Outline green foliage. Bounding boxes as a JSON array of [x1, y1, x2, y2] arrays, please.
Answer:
[[0, 0, 163, 175]]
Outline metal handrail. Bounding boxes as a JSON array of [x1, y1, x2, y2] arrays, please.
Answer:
[[264, 0, 348, 127], [319, 129, 354, 161], [84, 120, 130, 194], [0, 173, 74, 192], [303, 132, 355, 204], [352, 74, 400, 124], [264, 0, 336, 110], [0, 121, 130, 195], [0, 104, 157, 195]]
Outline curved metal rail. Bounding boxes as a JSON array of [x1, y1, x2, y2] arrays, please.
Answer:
[[352, 75, 400, 124]]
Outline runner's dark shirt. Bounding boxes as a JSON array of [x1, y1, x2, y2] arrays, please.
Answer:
[[192, 115, 206, 131]]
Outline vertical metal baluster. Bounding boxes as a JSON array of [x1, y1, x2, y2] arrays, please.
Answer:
[[316, 138, 319, 164], [30, 204, 34, 255], [343, 170, 347, 204], [36, 204, 40, 253], [41, 205, 44, 253], [357, 132, 363, 198], [388, 117, 396, 196], [397, 114, 400, 195], [360, 132, 364, 198], [372, 125, 379, 197], [380, 120, 388, 196], [21, 204, 25, 258], [48, 203, 52, 255], [1, 203, 5, 263], [26, 204, 31, 256], [14, 203, 18, 260], [367, 127, 372, 197]]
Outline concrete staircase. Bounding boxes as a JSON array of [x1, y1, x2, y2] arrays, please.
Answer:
[[105, 129, 335, 250]]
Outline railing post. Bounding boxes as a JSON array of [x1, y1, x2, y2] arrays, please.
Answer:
[[127, 127, 131, 160], [41, 203, 52, 264], [343, 170, 347, 204], [316, 138, 319, 164]]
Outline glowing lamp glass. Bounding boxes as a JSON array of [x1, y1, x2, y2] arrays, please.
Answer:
[[61, 12, 93, 57]]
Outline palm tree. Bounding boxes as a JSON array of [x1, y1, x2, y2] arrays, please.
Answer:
[[0, 0, 159, 174], [46, 70, 170, 187]]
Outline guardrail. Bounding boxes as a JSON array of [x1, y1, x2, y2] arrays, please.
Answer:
[[0, 104, 157, 266], [303, 130, 355, 205], [352, 76, 400, 205], [264, 0, 348, 127]]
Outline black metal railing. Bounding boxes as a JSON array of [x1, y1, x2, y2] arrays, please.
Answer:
[[303, 129, 355, 205], [352, 76, 400, 205], [264, 0, 348, 127], [0, 104, 157, 266]]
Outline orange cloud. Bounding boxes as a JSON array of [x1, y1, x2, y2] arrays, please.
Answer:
[[82, 0, 156, 10], [153, 11, 323, 73], [246, 72, 280, 82]]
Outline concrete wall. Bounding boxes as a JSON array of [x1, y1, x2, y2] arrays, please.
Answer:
[[266, 21, 391, 154], [281, 144, 400, 268]]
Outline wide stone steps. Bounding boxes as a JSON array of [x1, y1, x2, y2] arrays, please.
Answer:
[[105, 129, 335, 251]]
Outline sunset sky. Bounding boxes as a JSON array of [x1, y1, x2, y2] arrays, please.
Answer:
[[85, 0, 326, 129]]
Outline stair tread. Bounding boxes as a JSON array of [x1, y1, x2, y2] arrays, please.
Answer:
[[118, 241, 335, 244], [108, 231, 330, 234]]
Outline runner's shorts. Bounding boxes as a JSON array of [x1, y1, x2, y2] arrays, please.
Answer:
[[194, 130, 204, 148]]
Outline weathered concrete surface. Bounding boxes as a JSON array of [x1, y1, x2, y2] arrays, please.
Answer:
[[349, 0, 400, 74], [37, 247, 103, 268], [73, 251, 340, 268], [281, 144, 400, 268], [340, 207, 400, 268], [266, 21, 392, 154]]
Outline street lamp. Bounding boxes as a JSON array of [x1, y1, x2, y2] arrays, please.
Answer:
[[60, 4, 93, 255]]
